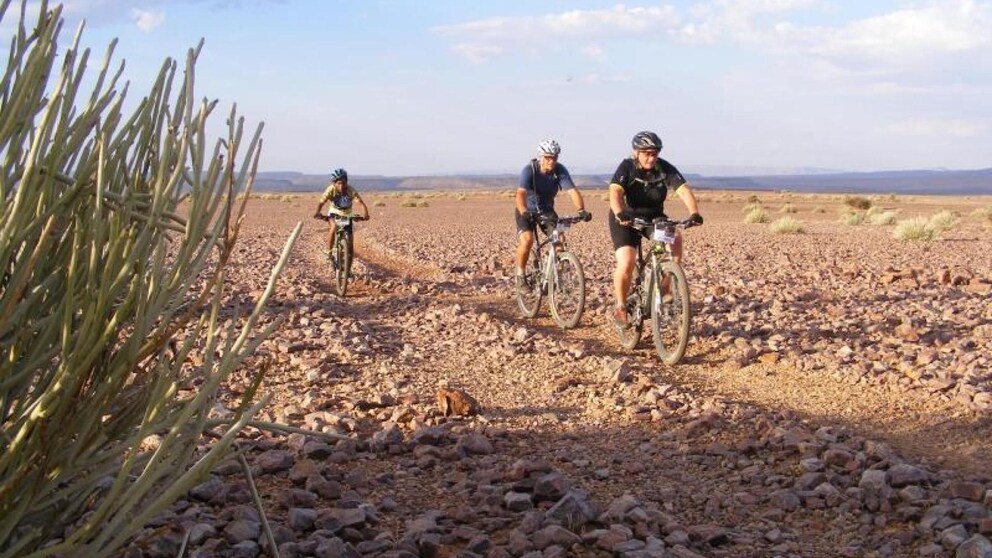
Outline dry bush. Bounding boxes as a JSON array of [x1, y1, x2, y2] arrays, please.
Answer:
[[893, 217, 937, 240], [742, 202, 763, 214], [813, 206, 827, 213], [868, 210, 898, 226], [373, 200, 386, 207], [769, 216, 805, 234], [417, 200, 430, 208], [400, 200, 418, 207], [840, 211, 864, 226], [927, 210, 959, 232], [970, 206, 992, 224], [747, 194, 761, 203], [779, 203, 797, 213], [844, 195, 873, 210], [744, 207, 770, 223]]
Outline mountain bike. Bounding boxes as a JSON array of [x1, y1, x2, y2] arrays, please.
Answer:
[[516, 213, 589, 329], [314, 213, 367, 296], [614, 216, 699, 364]]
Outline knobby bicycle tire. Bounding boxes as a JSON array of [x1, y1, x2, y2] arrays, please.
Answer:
[[516, 245, 543, 317], [549, 251, 585, 329], [651, 260, 691, 364], [334, 230, 352, 296]]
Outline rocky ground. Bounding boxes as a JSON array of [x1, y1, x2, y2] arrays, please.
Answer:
[[123, 191, 992, 558]]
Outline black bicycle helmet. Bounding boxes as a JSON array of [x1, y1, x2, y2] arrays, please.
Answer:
[[631, 131, 662, 151], [330, 168, 348, 182]]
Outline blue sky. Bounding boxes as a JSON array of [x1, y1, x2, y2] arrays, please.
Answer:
[[5, 1, 992, 176]]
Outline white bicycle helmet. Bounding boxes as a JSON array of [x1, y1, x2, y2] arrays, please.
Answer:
[[538, 139, 561, 157]]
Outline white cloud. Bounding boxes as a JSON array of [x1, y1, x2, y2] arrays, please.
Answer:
[[451, 43, 503, 64], [887, 117, 990, 138], [132, 8, 165, 32], [433, 5, 680, 61], [796, 0, 991, 63]]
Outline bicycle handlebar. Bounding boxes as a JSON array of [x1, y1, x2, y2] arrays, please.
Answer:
[[314, 214, 369, 222], [629, 216, 699, 230]]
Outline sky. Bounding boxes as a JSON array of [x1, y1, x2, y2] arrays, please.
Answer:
[[4, 0, 992, 176]]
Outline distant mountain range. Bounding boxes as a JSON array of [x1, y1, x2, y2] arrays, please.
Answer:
[[254, 168, 992, 196]]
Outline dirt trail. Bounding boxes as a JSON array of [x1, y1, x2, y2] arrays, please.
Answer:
[[343, 235, 992, 479]]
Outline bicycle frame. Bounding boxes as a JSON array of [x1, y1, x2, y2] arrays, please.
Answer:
[[534, 220, 570, 289]]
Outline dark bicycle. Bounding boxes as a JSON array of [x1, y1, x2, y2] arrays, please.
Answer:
[[314, 212, 367, 296], [516, 213, 589, 329], [614, 216, 699, 364]]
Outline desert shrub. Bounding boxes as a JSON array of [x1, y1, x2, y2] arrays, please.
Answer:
[[844, 195, 872, 210], [779, 203, 797, 213], [747, 194, 760, 203], [893, 217, 937, 240], [927, 210, 958, 232], [970, 206, 992, 224], [0, 4, 295, 556], [813, 206, 827, 214], [400, 200, 418, 207], [840, 211, 864, 226], [867, 210, 898, 226], [769, 216, 805, 234], [373, 200, 386, 207], [742, 202, 763, 214], [744, 207, 770, 223], [454, 193, 467, 201], [417, 200, 430, 207]]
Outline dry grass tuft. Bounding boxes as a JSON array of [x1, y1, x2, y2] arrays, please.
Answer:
[[744, 207, 770, 223], [840, 211, 864, 226], [867, 210, 898, 226], [927, 210, 959, 232], [769, 216, 805, 234], [779, 203, 797, 213], [893, 217, 937, 240]]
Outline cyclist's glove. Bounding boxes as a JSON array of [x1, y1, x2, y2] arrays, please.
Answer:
[[577, 209, 592, 222], [617, 208, 635, 222], [521, 210, 537, 224], [688, 213, 704, 226], [538, 211, 558, 226]]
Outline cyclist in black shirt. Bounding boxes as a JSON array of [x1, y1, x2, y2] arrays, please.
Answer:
[[609, 131, 703, 326]]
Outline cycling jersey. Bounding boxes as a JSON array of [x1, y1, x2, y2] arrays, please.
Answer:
[[519, 160, 575, 214], [610, 158, 686, 217], [319, 183, 359, 212]]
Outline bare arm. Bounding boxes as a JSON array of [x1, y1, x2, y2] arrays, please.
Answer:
[[353, 194, 370, 219], [567, 188, 585, 212], [674, 183, 699, 215], [515, 188, 528, 214], [609, 183, 626, 220]]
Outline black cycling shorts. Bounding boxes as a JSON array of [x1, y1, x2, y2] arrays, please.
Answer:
[[608, 209, 665, 249]]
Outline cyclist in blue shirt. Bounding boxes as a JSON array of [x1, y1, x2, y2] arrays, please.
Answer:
[[514, 139, 591, 291]]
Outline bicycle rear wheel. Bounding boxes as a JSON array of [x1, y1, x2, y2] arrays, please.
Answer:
[[651, 261, 691, 364], [334, 231, 352, 296], [549, 251, 585, 329], [615, 265, 643, 349], [515, 246, 543, 317]]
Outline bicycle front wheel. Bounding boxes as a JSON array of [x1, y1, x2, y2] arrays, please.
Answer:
[[515, 246, 543, 318], [335, 231, 352, 296], [651, 261, 691, 364], [615, 265, 643, 350], [549, 251, 585, 329]]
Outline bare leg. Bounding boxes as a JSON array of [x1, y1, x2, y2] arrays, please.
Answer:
[[613, 246, 636, 321], [515, 230, 535, 272]]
